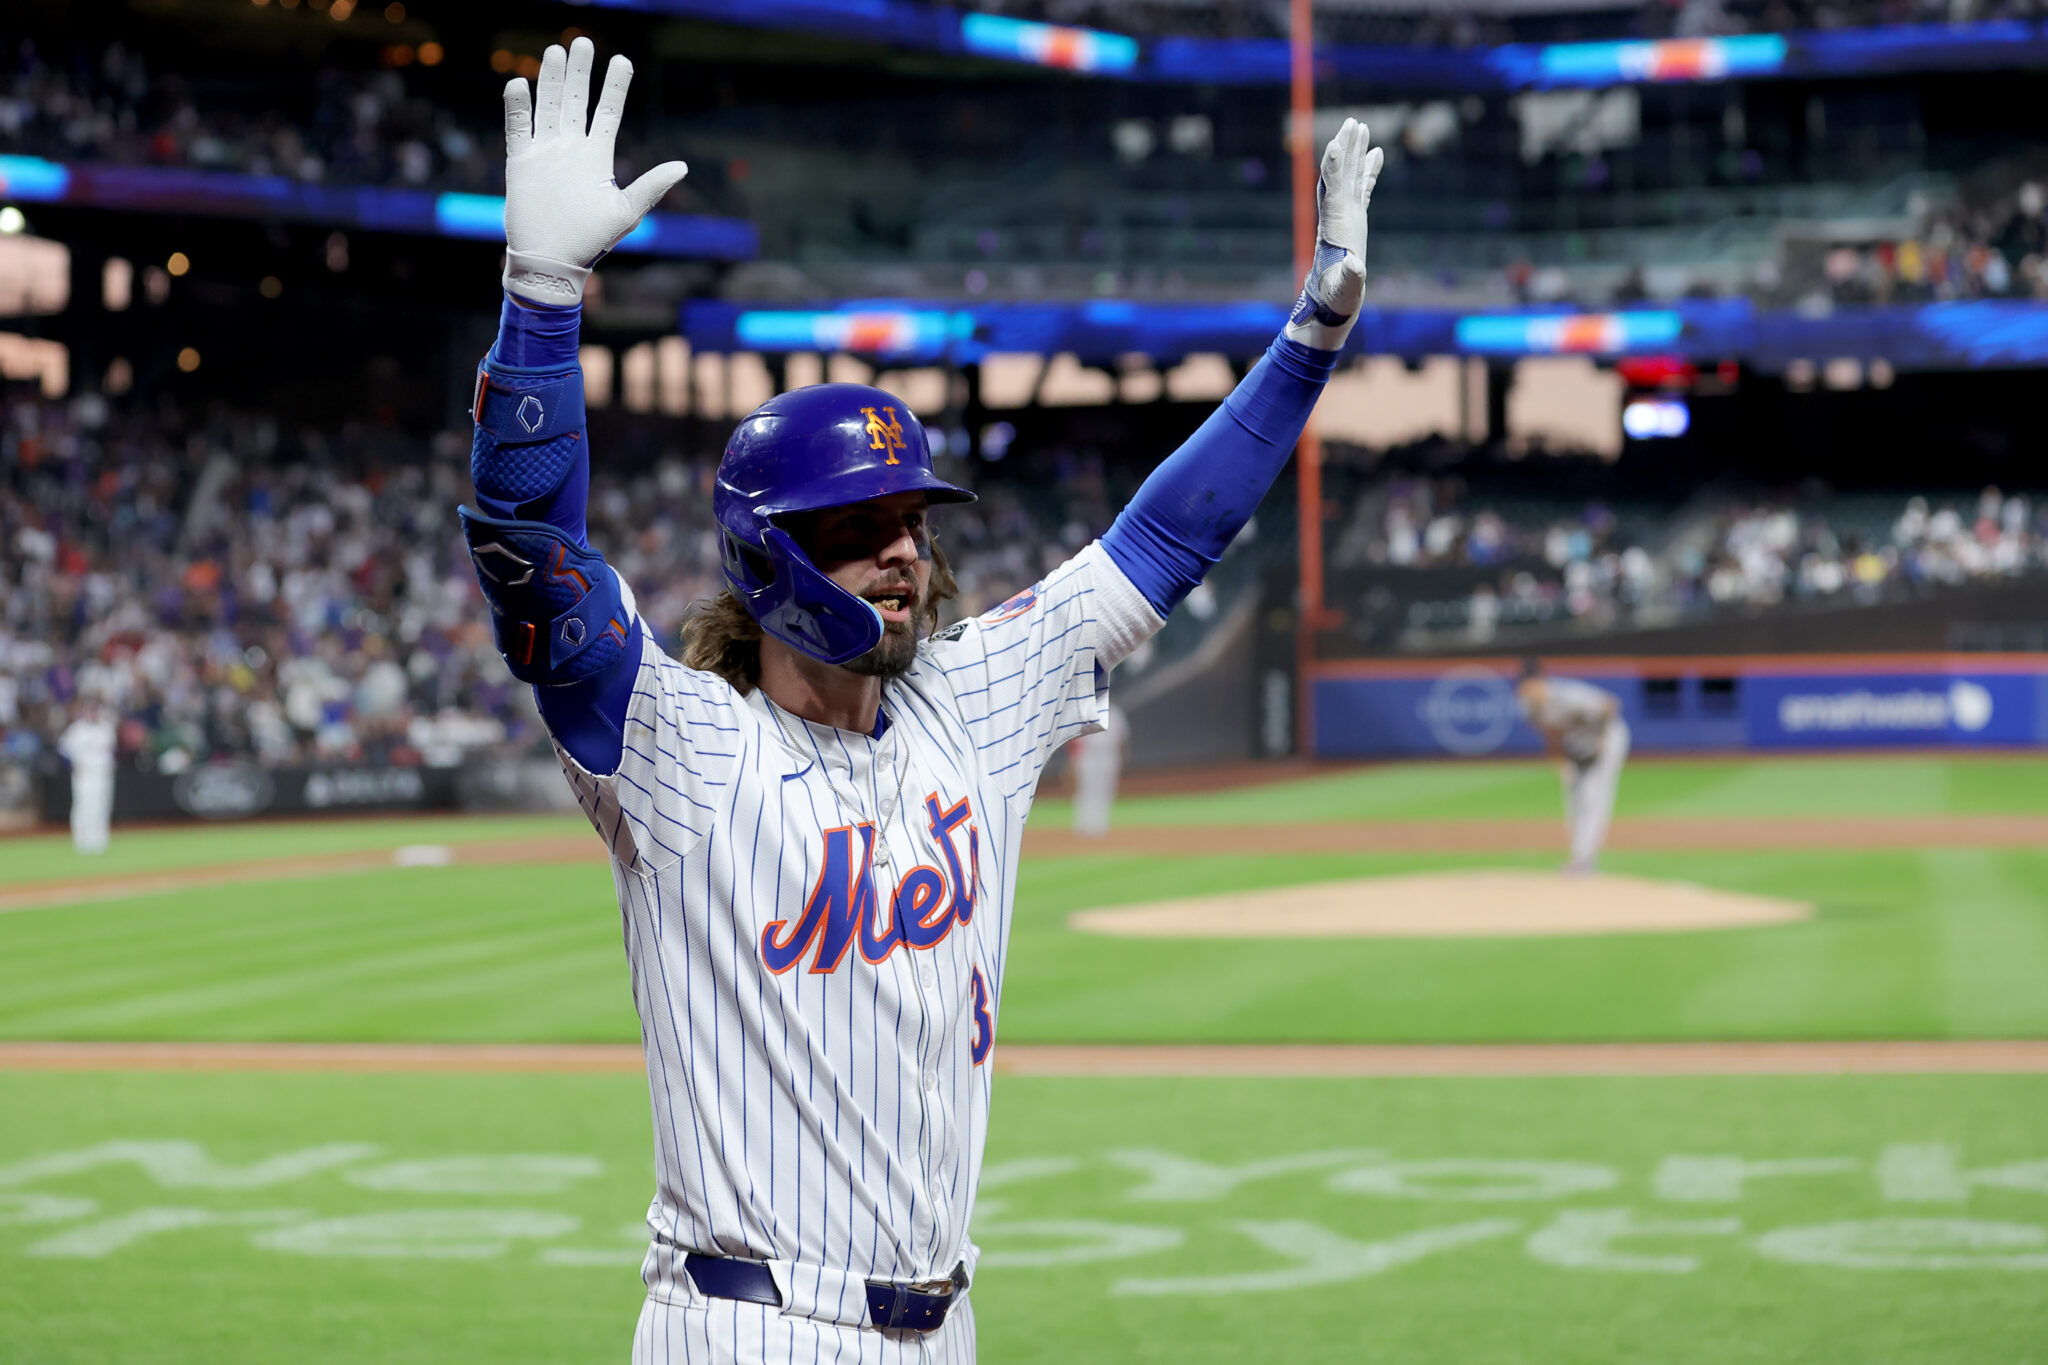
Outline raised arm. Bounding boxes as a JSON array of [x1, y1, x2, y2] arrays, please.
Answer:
[[460, 39, 687, 775], [1101, 119, 1383, 617]]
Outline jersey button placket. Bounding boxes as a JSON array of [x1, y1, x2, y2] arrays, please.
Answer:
[[887, 729, 954, 1269]]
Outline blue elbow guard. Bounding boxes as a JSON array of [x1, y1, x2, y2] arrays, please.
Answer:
[[460, 505, 630, 686], [536, 626, 641, 776], [470, 361, 590, 542]]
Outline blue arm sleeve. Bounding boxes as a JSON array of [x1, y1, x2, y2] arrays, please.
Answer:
[[464, 294, 638, 774], [1099, 337, 1340, 616], [535, 623, 643, 776], [471, 294, 590, 546]]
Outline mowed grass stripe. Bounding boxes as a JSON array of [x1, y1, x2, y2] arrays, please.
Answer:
[[9, 757, 2045, 885], [5, 916, 615, 1037], [0, 867, 633, 1041], [1674, 850, 1937, 1039], [1930, 847, 2048, 1037], [1000, 848, 2048, 1044], [1027, 755, 2048, 829], [8, 847, 2048, 1045], [1, 813, 591, 887], [0, 867, 615, 1018]]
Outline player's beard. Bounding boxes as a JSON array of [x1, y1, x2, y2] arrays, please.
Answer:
[[841, 618, 919, 678]]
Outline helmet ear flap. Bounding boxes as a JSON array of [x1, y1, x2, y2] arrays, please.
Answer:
[[718, 524, 885, 666], [720, 529, 776, 594]]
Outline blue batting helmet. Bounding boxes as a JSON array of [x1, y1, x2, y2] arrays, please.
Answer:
[[714, 384, 975, 665]]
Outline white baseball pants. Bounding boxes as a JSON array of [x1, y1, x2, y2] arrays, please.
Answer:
[[70, 772, 112, 855], [632, 1292, 975, 1365], [1070, 737, 1120, 838], [1561, 717, 1628, 870]]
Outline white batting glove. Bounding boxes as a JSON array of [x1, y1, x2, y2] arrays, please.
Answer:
[[1283, 118, 1385, 352], [501, 37, 689, 304]]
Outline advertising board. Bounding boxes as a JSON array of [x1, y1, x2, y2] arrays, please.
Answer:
[[1312, 658, 2048, 759]]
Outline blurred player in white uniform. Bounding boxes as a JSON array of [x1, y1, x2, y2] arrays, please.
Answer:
[[1516, 661, 1627, 875], [1069, 701, 1128, 838], [57, 701, 116, 855], [460, 41, 1383, 1361]]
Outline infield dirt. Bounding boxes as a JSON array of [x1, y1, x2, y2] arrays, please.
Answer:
[[1068, 868, 1813, 937]]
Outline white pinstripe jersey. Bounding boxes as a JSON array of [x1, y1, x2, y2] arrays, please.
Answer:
[[557, 542, 1159, 1330]]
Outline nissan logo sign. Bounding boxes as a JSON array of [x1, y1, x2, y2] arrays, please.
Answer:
[[172, 764, 277, 820]]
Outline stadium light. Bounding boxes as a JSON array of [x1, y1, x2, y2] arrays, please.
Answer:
[[0, 207, 24, 234], [103, 258, 131, 310], [1621, 398, 1690, 439]]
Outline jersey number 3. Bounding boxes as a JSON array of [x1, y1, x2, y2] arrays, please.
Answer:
[[969, 966, 994, 1066]]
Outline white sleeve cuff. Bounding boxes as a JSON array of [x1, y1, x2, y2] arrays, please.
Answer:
[[1080, 541, 1165, 670]]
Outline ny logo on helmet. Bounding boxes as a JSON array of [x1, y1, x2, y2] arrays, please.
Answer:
[[861, 406, 907, 464]]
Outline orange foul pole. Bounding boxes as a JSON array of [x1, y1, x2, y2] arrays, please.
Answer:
[[1290, 0, 1323, 759]]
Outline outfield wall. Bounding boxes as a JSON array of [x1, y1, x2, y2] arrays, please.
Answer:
[[34, 762, 466, 826], [1310, 653, 2048, 759]]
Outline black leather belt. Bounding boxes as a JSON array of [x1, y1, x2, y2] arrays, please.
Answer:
[[684, 1254, 969, 1333]]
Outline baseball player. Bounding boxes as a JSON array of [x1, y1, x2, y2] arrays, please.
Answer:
[[461, 40, 1381, 1362], [57, 700, 116, 855], [1516, 660, 1629, 875], [1069, 700, 1128, 838]]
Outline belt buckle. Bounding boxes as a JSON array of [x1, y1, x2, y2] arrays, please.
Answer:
[[865, 1274, 957, 1334]]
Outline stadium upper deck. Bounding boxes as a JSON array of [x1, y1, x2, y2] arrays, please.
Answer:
[[445, 0, 2048, 87]]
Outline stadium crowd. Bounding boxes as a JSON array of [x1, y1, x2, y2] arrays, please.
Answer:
[[12, 30, 2048, 312], [1812, 183, 2048, 306], [7, 372, 2044, 781], [1334, 468, 2047, 642], [0, 390, 1081, 782], [0, 42, 502, 193]]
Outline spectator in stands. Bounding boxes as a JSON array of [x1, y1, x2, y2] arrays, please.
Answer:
[[11, 29, 2048, 313], [1322, 457, 2044, 647], [0, 388, 1116, 781]]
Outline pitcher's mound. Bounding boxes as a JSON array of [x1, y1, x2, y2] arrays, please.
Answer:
[[1068, 870, 1812, 940]]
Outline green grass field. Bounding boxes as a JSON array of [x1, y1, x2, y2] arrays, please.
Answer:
[[6, 753, 2046, 890], [4, 754, 2047, 1362], [4, 845, 2048, 1043], [2, 1070, 2044, 1364], [1029, 752, 2048, 826]]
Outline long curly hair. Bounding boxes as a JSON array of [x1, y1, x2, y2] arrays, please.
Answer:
[[679, 536, 960, 693]]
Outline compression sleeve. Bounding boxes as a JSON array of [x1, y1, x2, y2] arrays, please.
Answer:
[[465, 293, 641, 774], [1099, 336, 1340, 616], [535, 621, 644, 776], [493, 292, 581, 369], [470, 293, 590, 546]]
